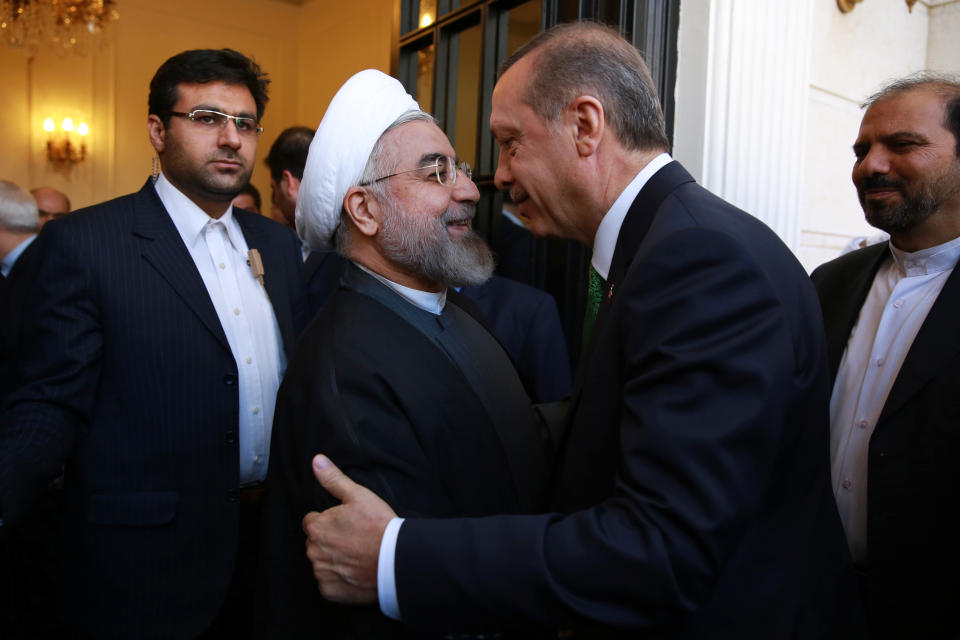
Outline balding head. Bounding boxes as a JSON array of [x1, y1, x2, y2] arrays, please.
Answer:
[[30, 186, 71, 228]]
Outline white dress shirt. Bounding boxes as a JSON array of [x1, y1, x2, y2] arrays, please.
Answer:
[[830, 235, 960, 564], [354, 261, 447, 314], [1, 234, 36, 277], [591, 153, 672, 278], [154, 173, 286, 485], [376, 152, 674, 620]]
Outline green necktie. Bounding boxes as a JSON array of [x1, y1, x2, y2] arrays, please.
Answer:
[[582, 264, 605, 352]]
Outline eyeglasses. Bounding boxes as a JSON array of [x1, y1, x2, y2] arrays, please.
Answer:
[[364, 155, 472, 187], [166, 109, 263, 137]]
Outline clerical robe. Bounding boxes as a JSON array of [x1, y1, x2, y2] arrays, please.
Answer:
[[260, 263, 552, 638]]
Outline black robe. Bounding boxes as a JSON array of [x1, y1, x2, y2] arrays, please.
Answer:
[[260, 263, 552, 638]]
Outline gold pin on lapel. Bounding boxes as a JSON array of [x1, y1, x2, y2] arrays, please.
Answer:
[[248, 249, 265, 288], [607, 283, 615, 301]]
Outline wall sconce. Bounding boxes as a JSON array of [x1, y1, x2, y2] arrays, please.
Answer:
[[838, 0, 920, 13], [44, 116, 88, 165]]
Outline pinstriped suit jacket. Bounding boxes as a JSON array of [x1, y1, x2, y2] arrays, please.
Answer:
[[0, 179, 306, 639]]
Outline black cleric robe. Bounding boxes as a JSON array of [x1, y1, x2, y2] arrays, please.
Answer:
[[260, 262, 552, 639]]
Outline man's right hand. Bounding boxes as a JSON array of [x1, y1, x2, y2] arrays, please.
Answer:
[[302, 454, 396, 604]]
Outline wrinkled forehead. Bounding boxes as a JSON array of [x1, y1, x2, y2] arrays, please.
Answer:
[[861, 88, 949, 136]]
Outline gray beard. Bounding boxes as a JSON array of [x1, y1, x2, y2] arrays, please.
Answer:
[[378, 199, 494, 288]]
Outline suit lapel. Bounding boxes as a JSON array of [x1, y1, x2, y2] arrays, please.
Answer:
[[880, 262, 960, 422], [132, 180, 230, 352], [822, 245, 888, 379], [235, 211, 296, 356], [594, 162, 695, 336], [572, 161, 695, 398]]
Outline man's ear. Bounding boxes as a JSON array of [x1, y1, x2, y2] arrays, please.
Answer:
[[282, 170, 301, 201], [147, 114, 166, 154], [566, 95, 604, 158], [343, 186, 381, 238]]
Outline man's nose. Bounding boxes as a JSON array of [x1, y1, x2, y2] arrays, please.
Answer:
[[857, 146, 891, 177], [218, 121, 243, 148], [493, 155, 512, 192], [452, 168, 480, 203]]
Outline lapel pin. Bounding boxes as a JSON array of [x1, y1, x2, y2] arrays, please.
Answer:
[[248, 249, 266, 288]]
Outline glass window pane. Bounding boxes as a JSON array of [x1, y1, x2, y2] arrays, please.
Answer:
[[507, 0, 542, 56], [450, 23, 481, 166], [417, 44, 435, 112], [597, 0, 623, 28], [419, 0, 437, 28]]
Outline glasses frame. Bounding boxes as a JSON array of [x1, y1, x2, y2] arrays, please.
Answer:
[[166, 109, 264, 137], [363, 156, 472, 187]]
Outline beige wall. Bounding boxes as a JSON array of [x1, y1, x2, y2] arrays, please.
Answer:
[[798, 0, 936, 270], [298, 0, 396, 130], [675, 0, 959, 272], [0, 0, 393, 211]]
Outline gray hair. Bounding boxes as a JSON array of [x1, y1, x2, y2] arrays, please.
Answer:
[[500, 21, 668, 152], [335, 109, 437, 253], [0, 180, 40, 233], [863, 73, 960, 159]]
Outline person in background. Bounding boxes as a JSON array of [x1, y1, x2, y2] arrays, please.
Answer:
[[232, 181, 261, 213], [0, 181, 39, 280], [266, 125, 348, 316], [811, 73, 960, 639], [29, 186, 70, 228], [459, 275, 571, 402]]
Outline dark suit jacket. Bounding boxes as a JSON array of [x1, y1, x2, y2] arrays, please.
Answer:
[[0, 180, 306, 639], [0, 236, 41, 401], [303, 249, 348, 319], [811, 243, 960, 639], [394, 162, 863, 638], [261, 263, 552, 639], [0, 236, 66, 638], [461, 275, 571, 402]]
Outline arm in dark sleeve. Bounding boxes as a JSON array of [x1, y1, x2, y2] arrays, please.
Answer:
[[0, 223, 101, 533]]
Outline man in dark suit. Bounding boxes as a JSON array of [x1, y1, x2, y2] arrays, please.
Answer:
[[260, 69, 551, 638], [460, 275, 571, 402], [810, 75, 960, 639], [0, 180, 38, 282], [299, 22, 862, 639], [265, 124, 348, 316], [0, 180, 61, 639], [0, 48, 305, 639], [0, 179, 41, 396]]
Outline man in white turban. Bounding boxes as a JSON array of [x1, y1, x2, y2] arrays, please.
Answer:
[[259, 70, 553, 638]]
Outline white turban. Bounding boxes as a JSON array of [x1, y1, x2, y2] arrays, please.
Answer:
[[296, 69, 420, 250]]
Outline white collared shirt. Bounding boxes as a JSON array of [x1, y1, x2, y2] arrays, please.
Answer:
[[354, 261, 446, 315], [376, 152, 674, 621], [154, 172, 286, 485], [830, 235, 960, 564], [1, 235, 36, 277], [591, 152, 673, 279]]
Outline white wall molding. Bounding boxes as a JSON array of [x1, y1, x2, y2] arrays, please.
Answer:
[[676, 0, 815, 251]]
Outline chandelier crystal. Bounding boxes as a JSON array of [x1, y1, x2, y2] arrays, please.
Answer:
[[0, 0, 119, 56]]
